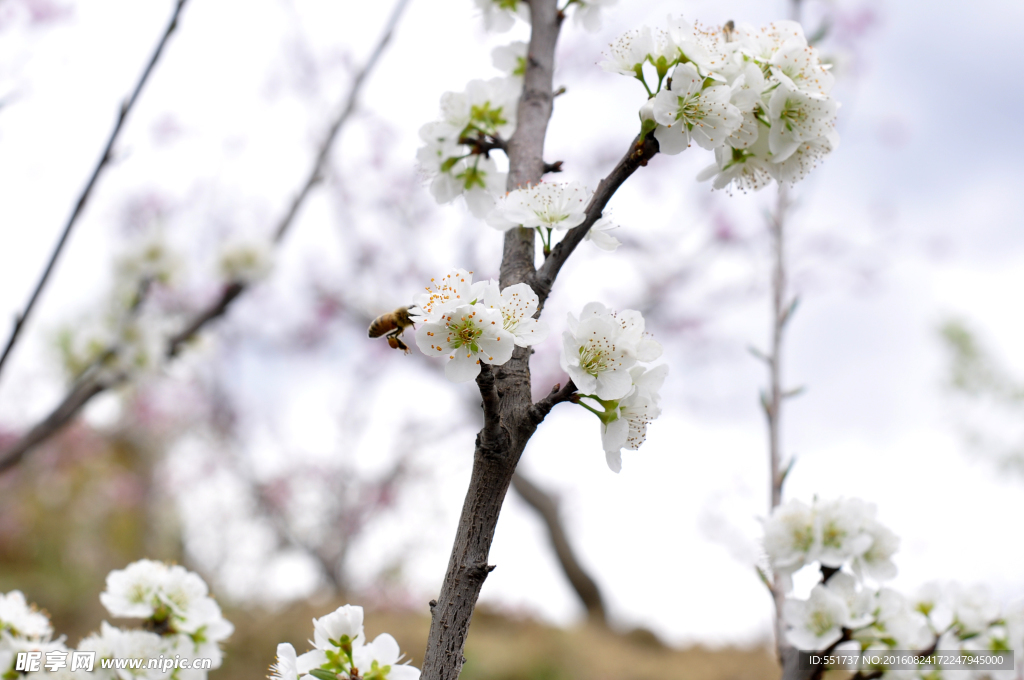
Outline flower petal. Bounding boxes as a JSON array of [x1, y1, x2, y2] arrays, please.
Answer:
[[445, 350, 481, 382]]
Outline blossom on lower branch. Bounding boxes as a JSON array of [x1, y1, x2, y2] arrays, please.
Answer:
[[561, 303, 668, 472], [1, 560, 232, 680], [269, 605, 418, 680], [411, 269, 548, 382]]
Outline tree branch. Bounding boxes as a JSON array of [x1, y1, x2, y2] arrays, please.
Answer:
[[421, 1, 563, 678], [510, 469, 607, 625], [0, 0, 413, 475], [768, 185, 802, 676], [532, 133, 659, 305], [0, 0, 191, 384], [475, 364, 505, 452], [272, 0, 411, 244], [528, 379, 576, 424]]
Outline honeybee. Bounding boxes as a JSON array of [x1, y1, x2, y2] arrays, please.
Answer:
[[368, 306, 414, 354], [723, 20, 735, 42]]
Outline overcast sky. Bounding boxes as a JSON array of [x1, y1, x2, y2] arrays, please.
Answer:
[[1, 0, 1023, 647]]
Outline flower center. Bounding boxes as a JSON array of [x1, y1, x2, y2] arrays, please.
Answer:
[[448, 314, 484, 353], [578, 343, 609, 376], [781, 100, 807, 131], [676, 92, 704, 128], [809, 610, 834, 636], [822, 522, 845, 550]]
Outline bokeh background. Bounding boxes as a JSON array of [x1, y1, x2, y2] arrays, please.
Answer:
[[1, 0, 1022, 678]]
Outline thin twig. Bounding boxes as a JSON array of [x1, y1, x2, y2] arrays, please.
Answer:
[[769, 185, 801, 675], [528, 379, 576, 424], [272, 0, 411, 244], [0, 0, 191, 384], [475, 364, 504, 452], [531, 134, 659, 304], [0, 0, 413, 475]]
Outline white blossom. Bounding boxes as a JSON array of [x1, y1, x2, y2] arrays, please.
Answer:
[[600, 26, 656, 76], [783, 585, 850, 651], [768, 131, 839, 186], [696, 129, 775, 194], [98, 560, 232, 657], [474, 281, 548, 347], [866, 589, 933, 650], [769, 41, 834, 99], [352, 634, 420, 680], [81, 623, 170, 680], [217, 237, 273, 284], [851, 518, 899, 583], [811, 498, 875, 568], [600, 364, 668, 473], [664, 16, 730, 78], [560, 304, 637, 400], [312, 604, 365, 651], [415, 121, 463, 176], [474, 0, 528, 32], [824, 572, 875, 629], [486, 181, 591, 231], [492, 41, 527, 78], [767, 82, 838, 163], [570, 0, 617, 33], [410, 269, 476, 324], [652, 62, 742, 154], [584, 215, 621, 251], [440, 78, 518, 138], [951, 585, 1000, 636], [415, 304, 515, 382], [0, 591, 52, 639], [115, 234, 181, 289], [724, 62, 766, 150], [763, 499, 816, 586], [269, 605, 418, 680], [605, 308, 662, 362], [418, 76, 518, 215], [100, 560, 167, 619], [268, 643, 301, 680]]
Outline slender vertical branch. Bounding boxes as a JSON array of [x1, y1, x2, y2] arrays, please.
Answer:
[[0, 0, 191, 384], [775, 1, 810, 676], [421, 2, 563, 678], [766, 184, 795, 667], [272, 0, 411, 244], [0, 0, 413, 475]]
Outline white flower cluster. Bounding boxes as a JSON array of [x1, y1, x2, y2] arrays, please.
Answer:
[[217, 236, 274, 285], [269, 604, 417, 680], [416, 46, 524, 218], [603, 18, 839, 193], [57, 235, 181, 382], [560, 302, 667, 472], [766, 499, 1024, 679], [486, 181, 622, 253], [474, 0, 617, 33], [410, 269, 548, 382], [764, 497, 898, 591], [0, 590, 66, 680], [0, 560, 233, 680]]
